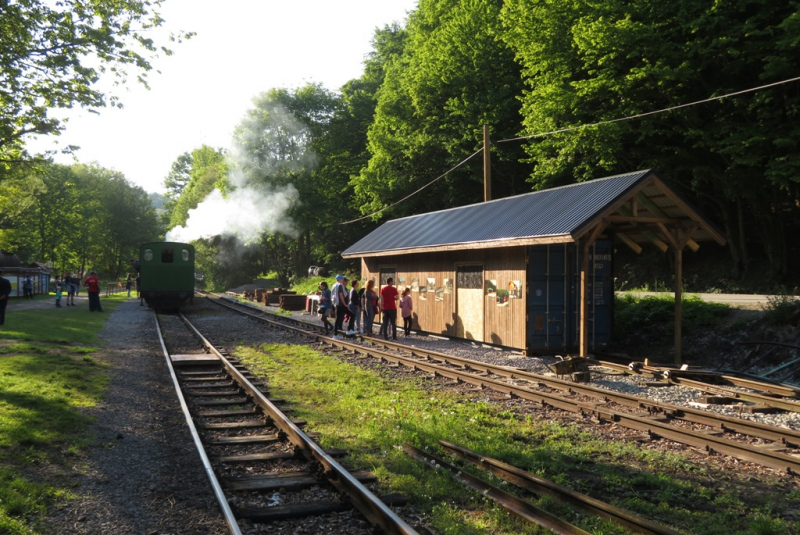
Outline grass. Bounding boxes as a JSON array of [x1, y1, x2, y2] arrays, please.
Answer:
[[237, 342, 798, 535], [614, 293, 731, 341], [0, 293, 124, 534]]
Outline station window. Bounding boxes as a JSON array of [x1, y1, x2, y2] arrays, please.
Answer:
[[162, 248, 174, 263], [181, 249, 190, 262], [144, 249, 153, 261]]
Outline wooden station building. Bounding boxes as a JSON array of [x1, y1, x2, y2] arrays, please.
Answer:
[[342, 169, 726, 361]]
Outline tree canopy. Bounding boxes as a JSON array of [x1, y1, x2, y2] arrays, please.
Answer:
[[0, 0, 190, 174]]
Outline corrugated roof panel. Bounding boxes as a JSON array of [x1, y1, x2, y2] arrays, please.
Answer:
[[343, 170, 653, 256]]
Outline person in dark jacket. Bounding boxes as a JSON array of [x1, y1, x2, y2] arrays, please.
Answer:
[[0, 270, 12, 325]]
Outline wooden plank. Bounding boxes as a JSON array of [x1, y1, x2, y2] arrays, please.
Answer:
[[170, 353, 219, 366], [198, 420, 267, 430], [206, 434, 280, 445], [225, 470, 376, 492]]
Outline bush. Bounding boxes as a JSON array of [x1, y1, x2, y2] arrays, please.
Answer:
[[763, 293, 800, 326], [615, 294, 730, 339]]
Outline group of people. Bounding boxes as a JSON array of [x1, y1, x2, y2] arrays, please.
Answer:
[[54, 272, 103, 311], [317, 275, 413, 340]]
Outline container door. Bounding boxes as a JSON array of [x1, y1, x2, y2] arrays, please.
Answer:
[[567, 239, 613, 350], [528, 245, 569, 352], [456, 265, 483, 341]]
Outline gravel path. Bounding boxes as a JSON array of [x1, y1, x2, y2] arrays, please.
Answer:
[[39, 299, 228, 535]]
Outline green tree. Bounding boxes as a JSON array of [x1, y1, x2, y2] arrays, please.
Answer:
[[354, 0, 529, 221], [165, 146, 228, 229], [500, 0, 800, 279], [0, 0, 191, 173]]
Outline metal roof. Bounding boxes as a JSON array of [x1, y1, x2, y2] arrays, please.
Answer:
[[343, 170, 656, 257]]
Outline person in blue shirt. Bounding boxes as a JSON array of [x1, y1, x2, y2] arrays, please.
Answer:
[[317, 281, 333, 334]]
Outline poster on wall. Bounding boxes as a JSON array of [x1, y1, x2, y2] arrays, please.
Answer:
[[485, 279, 497, 297], [496, 288, 509, 306], [508, 280, 522, 299], [426, 278, 435, 292], [435, 286, 444, 302], [444, 278, 453, 294], [411, 278, 419, 292], [397, 277, 406, 293], [419, 280, 427, 300]]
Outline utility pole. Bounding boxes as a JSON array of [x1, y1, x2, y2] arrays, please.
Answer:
[[483, 124, 491, 202]]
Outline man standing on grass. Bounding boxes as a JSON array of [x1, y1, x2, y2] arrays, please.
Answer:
[[83, 271, 103, 312], [0, 270, 11, 326]]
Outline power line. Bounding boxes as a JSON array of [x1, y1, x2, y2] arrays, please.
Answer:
[[340, 74, 800, 225], [496, 75, 800, 144], [337, 148, 483, 225]]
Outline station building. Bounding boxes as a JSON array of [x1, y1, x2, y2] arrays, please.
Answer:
[[342, 169, 725, 360]]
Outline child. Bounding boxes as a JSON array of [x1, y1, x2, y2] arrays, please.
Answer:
[[317, 281, 333, 334], [399, 287, 413, 336], [55, 283, 63, 308]]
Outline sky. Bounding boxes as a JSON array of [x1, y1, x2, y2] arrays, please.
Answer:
[[27, 0, 418, 194]]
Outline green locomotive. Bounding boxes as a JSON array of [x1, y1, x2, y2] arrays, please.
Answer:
[[139, 242, 195, 309]]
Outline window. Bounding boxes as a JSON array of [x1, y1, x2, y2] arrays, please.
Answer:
[[161, 248, 174, 263], [181, 249, 190, 262], [144, 249, 153, 261]]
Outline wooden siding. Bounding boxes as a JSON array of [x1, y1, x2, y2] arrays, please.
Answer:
[[360, 247, 527, 349]]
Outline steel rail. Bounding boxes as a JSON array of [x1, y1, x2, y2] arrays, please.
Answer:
[[596, 359, 800, 402], [206, 295, 800, 474], [176, 311, 419, 535], [439, 441, 682, 535], [153, 312, 243, 535], [403, 443, 593, 535]]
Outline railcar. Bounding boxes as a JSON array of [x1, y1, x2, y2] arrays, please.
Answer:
[[139, 242, 195, 309]]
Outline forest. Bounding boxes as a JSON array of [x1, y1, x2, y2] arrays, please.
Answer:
[[2, 0, 799, 290]]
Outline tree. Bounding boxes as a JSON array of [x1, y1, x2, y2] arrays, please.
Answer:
[[0, 0, 191, 174], [500, 0, 800, 279], [354, 0, 529, 221]]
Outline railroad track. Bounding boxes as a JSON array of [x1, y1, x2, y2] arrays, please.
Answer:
[[208, 293, 800, 475], [154, 309, 420, 534]]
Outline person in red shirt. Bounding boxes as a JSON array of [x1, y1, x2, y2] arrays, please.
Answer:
[[379, 277, 399, 340], [84, 271, 103, 312]]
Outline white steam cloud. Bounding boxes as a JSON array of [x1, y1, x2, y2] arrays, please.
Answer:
[[165, 184, 298, 243], [165, 98, 312, 244]]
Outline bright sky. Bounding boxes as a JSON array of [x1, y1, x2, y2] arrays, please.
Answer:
[[27, 0, 418, 194]]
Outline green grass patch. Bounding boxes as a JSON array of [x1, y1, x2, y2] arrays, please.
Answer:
[[2, 294, 125, 344], [615, 293, 730, 340], [237, 343, 798, 535], [0, 294, 123, 532]]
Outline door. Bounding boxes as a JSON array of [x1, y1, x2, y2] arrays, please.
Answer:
[[456, 265, 483, 341]]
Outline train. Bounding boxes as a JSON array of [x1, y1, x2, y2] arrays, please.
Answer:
[[139, 241, 195, 309]]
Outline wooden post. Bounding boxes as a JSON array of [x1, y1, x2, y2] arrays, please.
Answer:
[[674, 242, 683, 366], [483, 124, 491, 202], [579, 240, 590, 357]]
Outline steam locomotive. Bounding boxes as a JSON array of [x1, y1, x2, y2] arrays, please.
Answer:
[[139, 241, 195, 309]]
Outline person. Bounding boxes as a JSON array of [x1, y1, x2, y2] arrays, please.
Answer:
[[65, 273, 76, 306], [0, 270, 11, 326], [317, 281, 333, 334], [331, 275, 349, 339], [379, 277, 399, 340], [84, 271, 103, 312], [399, 287, 413, 336], [55, 283, 63, 308], [361, 280, 378, 336], [126, 274, 133, 299], [72, 273, 81, 296], [347, 280, 361, 334], [22, 276, 33, 299]]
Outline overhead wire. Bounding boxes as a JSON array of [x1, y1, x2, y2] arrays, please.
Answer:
[[337, 147, 484, 225], [338, 74, 800, 225]]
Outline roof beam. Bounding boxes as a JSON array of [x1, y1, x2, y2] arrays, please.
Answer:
[[616, 232, 643, 254], [637, 192, 701, 251]]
